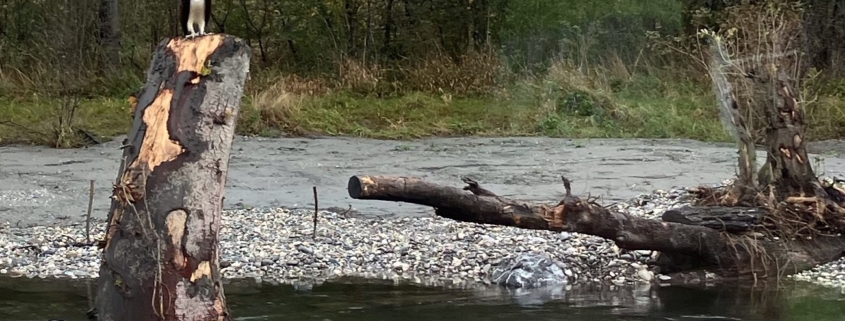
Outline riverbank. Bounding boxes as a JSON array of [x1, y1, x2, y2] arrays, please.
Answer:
[[2, 183, 845, 292], [2, 136, 845, 291], [0, 185, 694, 288]]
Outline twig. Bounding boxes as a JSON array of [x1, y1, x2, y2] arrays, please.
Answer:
[[561, 176, 572, 196], [313, 186, 318, 240], [461, 176, 497, 196], [339, 204, 353, 218], [86, 179, 94, 243]]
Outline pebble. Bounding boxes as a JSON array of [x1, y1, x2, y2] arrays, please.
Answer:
[[791, 256, 845, 288], [17, 182, 834, 289]]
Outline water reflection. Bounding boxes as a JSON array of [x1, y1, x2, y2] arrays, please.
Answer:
[[1, 276, 843, 321]]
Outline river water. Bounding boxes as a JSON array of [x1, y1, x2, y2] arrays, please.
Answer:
[[2, 276, 844, 321], [4, 136, 845, 227]]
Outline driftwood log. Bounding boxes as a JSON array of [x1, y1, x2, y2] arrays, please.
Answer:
[[661, 206, 766, 232], [347, 175, 845, 279], [95, 34, 251, 321]]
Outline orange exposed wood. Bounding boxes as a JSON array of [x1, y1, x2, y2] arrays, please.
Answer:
[[131, 89, 185, 172], [118, 38, 226, 196], [168, 35, 224, 83]]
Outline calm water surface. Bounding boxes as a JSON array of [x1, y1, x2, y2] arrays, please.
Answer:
[[1, 277, 844, 321]]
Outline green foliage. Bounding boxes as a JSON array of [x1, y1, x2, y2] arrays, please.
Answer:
[[496, 0, 685, 73], [1, 0, 689, 93], [2, 0, 845, 147]]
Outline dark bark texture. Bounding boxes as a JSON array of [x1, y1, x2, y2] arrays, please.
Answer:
[[98, 0, 121, 67], [348, 175, 845, 279], [95, 34, 251, 321], [760, 66, 827, 199], [661, 205, 766, 232]]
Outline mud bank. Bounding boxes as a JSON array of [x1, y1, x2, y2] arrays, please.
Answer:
[[1, 136, 844, 226]]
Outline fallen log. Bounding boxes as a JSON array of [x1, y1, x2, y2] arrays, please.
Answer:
[[95, 34, 251, 321], [661, 205, 766, 232], [347, 175, 845, 279]]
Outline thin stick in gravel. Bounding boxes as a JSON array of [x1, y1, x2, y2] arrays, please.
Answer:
[[86, 179, 94, 243], [313, 186, 319, 239]]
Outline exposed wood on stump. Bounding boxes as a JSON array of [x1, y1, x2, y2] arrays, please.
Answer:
[[741, 63, 845, 235], [348, 175, 845, 279], [95, 34, 251, 321], [705, 34, 758, 200], [760, 66, 827, 199], [661, 206, 766, 232], [701, 32, 845, 236]]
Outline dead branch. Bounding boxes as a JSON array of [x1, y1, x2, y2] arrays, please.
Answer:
[[348, 175, 845, 279]]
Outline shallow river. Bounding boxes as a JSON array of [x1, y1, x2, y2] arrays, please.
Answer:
[[2, 277, 844, 321], [3, 136, 845, 226]]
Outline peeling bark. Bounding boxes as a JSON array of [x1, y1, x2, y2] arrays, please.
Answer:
[[98, 0, 121, 68], [348, 175, 845, 279], [95, 34, 251, 321]]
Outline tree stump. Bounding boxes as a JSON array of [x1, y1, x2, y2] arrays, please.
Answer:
[[95, 34, 251, 321]]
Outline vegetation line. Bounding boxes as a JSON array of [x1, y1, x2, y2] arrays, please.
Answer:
[[1, 0, 843, 147]]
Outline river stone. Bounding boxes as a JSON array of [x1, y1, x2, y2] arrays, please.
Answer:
[[490, 253, 568, 288]]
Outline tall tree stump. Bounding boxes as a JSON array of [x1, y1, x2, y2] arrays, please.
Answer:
[[95, 34, 251, 321]]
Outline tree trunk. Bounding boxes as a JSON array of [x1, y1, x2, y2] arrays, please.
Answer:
[[345, 0, 360, 58], [98, 0, 121, 67], [347, 175, 845, 279], [95, 34, 252, 321], [760, 65, 827, 199], [661, 205, 766, 232], [383, 0, 395, 56]]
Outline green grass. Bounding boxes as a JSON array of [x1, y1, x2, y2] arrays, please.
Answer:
[[239, 92, 543, 139], [233, 72, 737, 142], [3, 74, 844, 148], [0, 95, 131, 147]]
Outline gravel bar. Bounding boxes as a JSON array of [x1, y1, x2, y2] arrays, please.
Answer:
[[1, 181, 843, 290]]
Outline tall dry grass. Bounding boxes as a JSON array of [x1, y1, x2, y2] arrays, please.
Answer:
[[399, 51, 506, 97]]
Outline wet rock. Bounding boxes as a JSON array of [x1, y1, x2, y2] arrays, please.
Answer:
[[490, 253, 568, 288]]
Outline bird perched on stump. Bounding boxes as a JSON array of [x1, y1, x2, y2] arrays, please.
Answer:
[[180, 0, 212, 38]]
